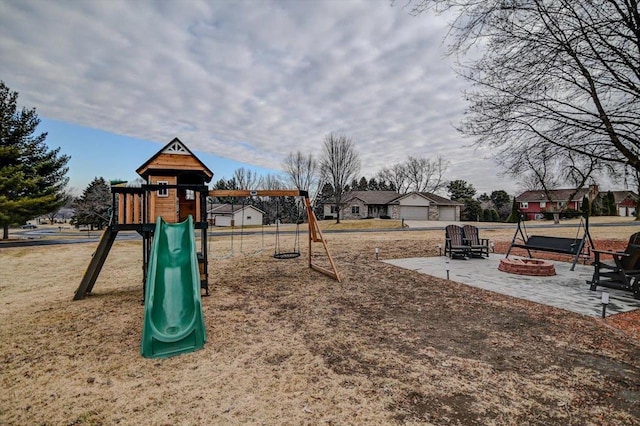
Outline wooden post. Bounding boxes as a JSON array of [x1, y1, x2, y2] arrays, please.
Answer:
[[126, 194, 134, 224], [133, 193, 141, 224], [118, 193, 125, 224]]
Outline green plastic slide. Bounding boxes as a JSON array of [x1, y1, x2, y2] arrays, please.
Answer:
[[141, 215, 206, 358]]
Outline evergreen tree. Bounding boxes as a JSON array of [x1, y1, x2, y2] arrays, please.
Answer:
[[506, 198, 520, 223], [71, 177, 111, 230], [367, 177, 379, 191], [606, 191, 616, 216], [581, 196, 590, 217], [0, 81, 70, 239], [462, 198, 482, 221], [357, 176, 368, 191], [446, 180, 476, 202], [490, 190, 511, 211], [316, 182, 335, 218]]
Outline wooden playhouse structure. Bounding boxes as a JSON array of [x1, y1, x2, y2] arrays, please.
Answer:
[[74, 138, 340, 301]]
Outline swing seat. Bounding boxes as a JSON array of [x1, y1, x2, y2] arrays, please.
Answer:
[[273, 251, 301, 260], [511, 235, 582, 255]]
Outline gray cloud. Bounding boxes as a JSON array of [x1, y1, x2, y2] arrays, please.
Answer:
[[0, 0, 514, 194]]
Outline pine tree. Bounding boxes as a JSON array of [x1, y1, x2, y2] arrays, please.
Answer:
[[71, 177, 111, 230], [581, 196, 590, 217], [606, 191, 616, 216], [506, 198, 520, 223], [0, 81, 70, 239]]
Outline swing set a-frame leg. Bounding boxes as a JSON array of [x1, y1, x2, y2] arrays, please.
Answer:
[[304, 197, 341, 282]]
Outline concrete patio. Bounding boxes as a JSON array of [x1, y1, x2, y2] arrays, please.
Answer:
[[384, 254, 640, 318]]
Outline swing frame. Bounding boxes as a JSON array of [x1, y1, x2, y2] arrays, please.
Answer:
[[505, 212, 595, 271], [208, 189, 341, 282]]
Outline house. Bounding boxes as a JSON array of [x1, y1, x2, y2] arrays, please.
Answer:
[[515, 188, 591, 220], [606, 191, 638, 217], [208, 203, 264, 227], [323, 191, 398, 219], [515, 185, 638, 219], [322, 191, 462, 221]]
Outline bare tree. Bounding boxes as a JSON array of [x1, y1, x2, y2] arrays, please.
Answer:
[[377, 163, 409, 194], [262, 173, 284, 191], [282, 151, 318, 195], [233, 167, 262, 190], [404, 155, 449, 193], [403, 1, 640, 179], [319, 133, 361, 223]]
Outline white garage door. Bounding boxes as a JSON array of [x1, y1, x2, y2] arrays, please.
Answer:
[[400, 206, 429, 220], [439, 206, 456, 221], [214, 215, 232, 226]]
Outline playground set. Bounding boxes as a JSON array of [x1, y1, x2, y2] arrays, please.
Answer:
[[73, 138, 341, 358]]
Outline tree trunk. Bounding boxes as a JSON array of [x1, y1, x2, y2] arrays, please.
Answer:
[[336, 209, 341, 224], [553, 213, 560, 224], [2, 225, 8, 240]]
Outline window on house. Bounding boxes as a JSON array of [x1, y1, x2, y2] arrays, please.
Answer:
[[520, 202, 528, 209], [539, 201, 546, 208], [184, 189, 195, 200], [330, 205, 338, 214], [157, 181, 168, 197], [246, 216, 252, 220], [351, 206, 360, 214]]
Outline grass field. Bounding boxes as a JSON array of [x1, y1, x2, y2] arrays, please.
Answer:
[[1, 219, 639, 425]]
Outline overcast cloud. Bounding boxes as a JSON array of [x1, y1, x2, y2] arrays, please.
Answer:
[[0, 0, 513, 194]]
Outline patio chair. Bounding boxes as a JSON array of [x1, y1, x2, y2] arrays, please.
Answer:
[[462, 225, 490, 258], [444, 225, 469, 259], [587, 232, 640, 299]]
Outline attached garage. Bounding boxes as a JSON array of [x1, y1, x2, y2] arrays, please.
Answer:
[[438, 206, 456, 221], [399, 206, 429, 220]]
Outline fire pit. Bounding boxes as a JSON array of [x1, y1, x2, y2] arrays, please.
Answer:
[[498, 257, 556, 276]]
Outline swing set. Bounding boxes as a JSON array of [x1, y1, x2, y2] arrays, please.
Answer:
[[506, 211, 595, 271], [208, 189, 341, 282]]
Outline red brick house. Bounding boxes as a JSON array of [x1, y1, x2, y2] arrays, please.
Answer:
[[515, 186, 638, 219], [516, 188, 591, 220]]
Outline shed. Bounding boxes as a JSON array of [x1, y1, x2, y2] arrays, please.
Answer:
[[208, 204, 264, 227]]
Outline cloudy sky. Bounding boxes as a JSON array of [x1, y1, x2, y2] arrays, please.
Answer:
[[0, 0, 514, 194]]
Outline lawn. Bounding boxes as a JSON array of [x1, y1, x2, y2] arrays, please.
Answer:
[[1, 223, 638, 425]]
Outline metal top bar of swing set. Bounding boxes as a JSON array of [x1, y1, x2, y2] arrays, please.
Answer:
[[208, 189, 341, 282]]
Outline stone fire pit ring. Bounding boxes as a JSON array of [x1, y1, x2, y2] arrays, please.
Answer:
[[498, 257, 556, 276]]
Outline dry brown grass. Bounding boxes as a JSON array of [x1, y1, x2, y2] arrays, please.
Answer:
[[1, 222, 639, 425]]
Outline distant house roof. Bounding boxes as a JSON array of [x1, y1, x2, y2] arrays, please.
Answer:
[[208, 204, 265, 215], [608, 190, 639, 204], [343, 191, 399, 205], [391, 191, 463, 206], [417, 192, 464, 206], [340, 190, 462, 206], [516, 188, 590, 202]]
